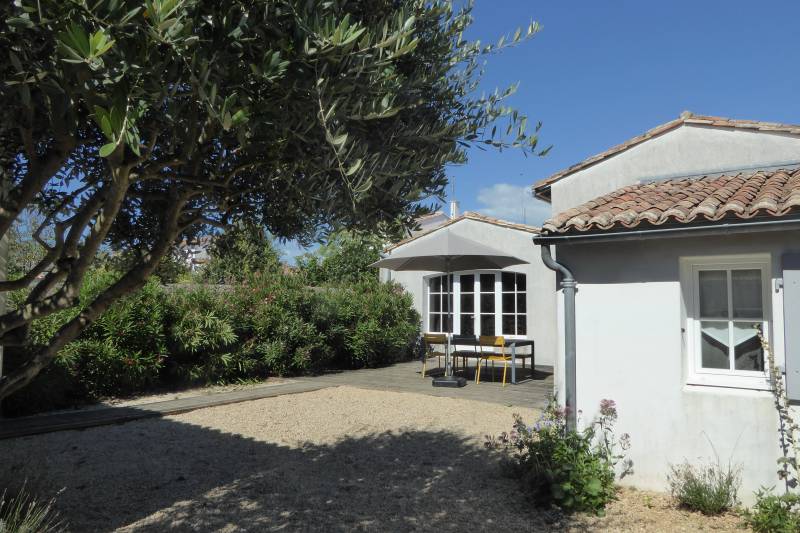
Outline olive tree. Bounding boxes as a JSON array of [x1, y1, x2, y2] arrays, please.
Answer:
[[0, 0, 547, 399]]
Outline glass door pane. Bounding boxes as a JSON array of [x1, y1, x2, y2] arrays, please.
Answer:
[[480, 314, 495, 336]]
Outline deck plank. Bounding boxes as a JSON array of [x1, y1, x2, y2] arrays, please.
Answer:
[[0, 361, 553, 440]]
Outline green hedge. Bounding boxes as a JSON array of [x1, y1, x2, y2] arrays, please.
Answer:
[[3, 269, 420, 416]]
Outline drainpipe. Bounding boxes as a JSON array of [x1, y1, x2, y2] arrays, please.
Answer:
[[537, 240, 577, 432]]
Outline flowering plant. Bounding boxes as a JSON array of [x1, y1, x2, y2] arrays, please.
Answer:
[[487, 398, 632, 514]]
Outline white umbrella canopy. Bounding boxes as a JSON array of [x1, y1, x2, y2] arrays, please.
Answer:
[[372, 227, 529, 382], [371, 230, 528, 272]]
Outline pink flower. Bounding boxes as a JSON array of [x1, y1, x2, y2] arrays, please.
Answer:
[[599, 399, 617, 417]]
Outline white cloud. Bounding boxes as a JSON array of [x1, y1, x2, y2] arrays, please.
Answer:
[[475, 183, 551, 225]]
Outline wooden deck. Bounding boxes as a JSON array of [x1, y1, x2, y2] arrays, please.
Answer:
[[0, 360, 553, 440], [311, 360, 553, 408]]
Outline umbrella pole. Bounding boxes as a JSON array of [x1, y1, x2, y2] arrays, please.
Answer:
[[431, 260, 466, 388], [446, 262, 452, 377]]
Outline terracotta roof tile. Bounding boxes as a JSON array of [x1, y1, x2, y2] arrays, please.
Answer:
[[532, 112, 800, 198], [541, 168, 800, 234]]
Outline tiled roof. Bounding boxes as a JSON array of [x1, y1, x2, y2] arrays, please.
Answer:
[[542, 168, 800, 234], [532, 112, 800, 199], [386, 211, 540, 252]]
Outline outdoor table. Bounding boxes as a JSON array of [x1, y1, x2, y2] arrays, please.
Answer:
[[447, 336, 534, 385]]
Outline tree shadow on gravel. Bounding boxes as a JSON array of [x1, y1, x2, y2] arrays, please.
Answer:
[[0, 415, 586, 532]]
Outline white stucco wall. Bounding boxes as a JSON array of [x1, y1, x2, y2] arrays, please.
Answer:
[[554, 230, 800, 504], [381, 218, 557, 366], [550, 124, 800, 214]]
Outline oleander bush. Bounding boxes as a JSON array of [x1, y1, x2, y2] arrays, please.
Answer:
[[4, 269, 167, 415], [667, 460, 740, 515], [227, 271, 328, 376], [311, 281, 420, 369], [487, 399, 632, 514], [3, 267, 419, 415]]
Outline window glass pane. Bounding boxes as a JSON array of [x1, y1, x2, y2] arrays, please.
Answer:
[[732, 269, 763, 319], [733, 323, 764, 371], [480, 314, 495, 336], [502, 314, 515, 335], [431, 314, 441, 332], [460, 274, 474, 293], [446, 274, 453, 292], [429, 294, 440, 313], [430, 276, 441, 293], [442, 293, 450, 312], [516, 273, 526, 291], [502, 293, 515, 313], [443, 314, 452, 333], [517, 294, 526, 314], [517, 315, 527, 335], [460, 315, 474, 335], [699, 270, 728, 318], [502, 272, 515, 292], [480, 274, 494, 292], [700, 321, 730, 369], [460, 294, 474, 313], [480, 293, 495, 313]]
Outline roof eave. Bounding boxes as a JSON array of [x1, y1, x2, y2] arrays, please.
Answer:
[[534, 216, 800, 245]]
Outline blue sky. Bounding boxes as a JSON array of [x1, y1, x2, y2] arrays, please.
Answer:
[[280, 1, 800, 260]]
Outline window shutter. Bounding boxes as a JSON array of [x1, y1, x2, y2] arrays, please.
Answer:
[[782, 254, 800, 401]]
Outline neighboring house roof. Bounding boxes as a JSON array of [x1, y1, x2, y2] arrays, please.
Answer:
[[410, 210, 450, 237], [415, 210, 448, 223], [542, 167, 800, 234], [385, 211, 540, 252], [532, 112, 800, 201]]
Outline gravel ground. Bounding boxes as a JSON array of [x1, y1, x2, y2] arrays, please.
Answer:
[[0, 386, 746, 532]]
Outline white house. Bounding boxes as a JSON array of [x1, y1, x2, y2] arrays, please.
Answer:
[[533, 112, 800, 503], [382, 211, 557, 367]]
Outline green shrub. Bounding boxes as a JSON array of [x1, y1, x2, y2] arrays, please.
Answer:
[[228, 271, 328, 376], [166, 288, 237, 356], [667, 461, 740, 515], [57, 339, 163, 399], [0, 360, 84, 417], [743, 488, 800, 533], [4, 265, 421, 413], [4, 269, 166, 412], [311, 282, 420, 368], [0, 483, 64, 533], [488, 399, 632, 514], [55, 276, 167, 398], [296, 231, 382, 285], [200, 222, 282, 284]]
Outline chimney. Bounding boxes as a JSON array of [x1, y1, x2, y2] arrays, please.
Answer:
[[449, 179, 459, 219], [450, 199, 459, 219]]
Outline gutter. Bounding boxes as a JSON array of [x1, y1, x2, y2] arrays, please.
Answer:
[[537, 242, 578, 432], [533, 217, 800, 245]]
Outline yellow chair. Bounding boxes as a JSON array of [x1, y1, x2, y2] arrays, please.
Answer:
[[421, 334, 447, 378], [475, 335, 511, 387]]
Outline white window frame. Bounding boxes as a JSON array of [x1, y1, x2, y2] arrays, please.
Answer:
[[424, 271, 528, 339], [682, 254, 771, 390]]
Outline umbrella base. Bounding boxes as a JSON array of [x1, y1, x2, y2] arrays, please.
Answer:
[[432, 376, 467, 388]]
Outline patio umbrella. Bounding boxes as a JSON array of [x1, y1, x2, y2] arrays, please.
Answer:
[[371, 228, 529, 386]]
